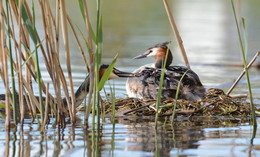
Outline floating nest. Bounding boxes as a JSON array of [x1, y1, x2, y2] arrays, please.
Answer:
[[104, 88, 252, 118]]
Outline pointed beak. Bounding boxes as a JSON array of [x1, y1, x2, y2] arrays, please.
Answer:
[[113, 69, 135, 78], [133, 50, 150, 59]]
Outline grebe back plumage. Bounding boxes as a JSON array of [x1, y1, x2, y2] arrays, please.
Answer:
[[126, 42, 205, 101]]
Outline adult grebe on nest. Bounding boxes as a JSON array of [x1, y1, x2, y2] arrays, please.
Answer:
[[126, 41, 205, 101]]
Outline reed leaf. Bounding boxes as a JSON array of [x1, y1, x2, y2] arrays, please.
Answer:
[[78, 0, 96, 43], [78, 0, 86, 20], [67, 16, 89, 72], [19, 42, 42, 71], [98, 55, 118, 91], [76, 26, 92, 58], [21, 5, 37, 44], [0, 104, 4, 108]]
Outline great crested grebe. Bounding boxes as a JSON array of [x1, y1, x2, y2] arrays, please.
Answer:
[[74, 64, 134, 107], [0, 64, 134, 108], [126, 41, 205, 101]]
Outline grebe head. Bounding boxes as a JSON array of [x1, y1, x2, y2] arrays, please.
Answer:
[[133, 41, 173, 68], [99, 64, 134, 80]]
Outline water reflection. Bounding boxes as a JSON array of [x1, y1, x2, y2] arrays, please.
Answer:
[[2, 117, 259, 157], [111, 117, 252, 157]]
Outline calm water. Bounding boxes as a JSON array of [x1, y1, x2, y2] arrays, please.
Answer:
[[1, 0, 260, 156]]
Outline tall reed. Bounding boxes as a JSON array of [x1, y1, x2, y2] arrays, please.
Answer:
[[32, 0, 45, 123], [155, 48, 169, 125], [231, 0, 256, 126], [6, 0, 19, 124], [0, 0, 10, 127], [171, 70, 188, 123], [0, 0, 116, 127], [0, 0, 103, 126], [163, 0, 190, 69]]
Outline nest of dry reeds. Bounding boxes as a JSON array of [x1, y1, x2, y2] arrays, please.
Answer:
[[104, 88, 251, 117]]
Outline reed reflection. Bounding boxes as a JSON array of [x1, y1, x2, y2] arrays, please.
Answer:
[[4, 130, 10, 157], [112, 117, 250, 156]]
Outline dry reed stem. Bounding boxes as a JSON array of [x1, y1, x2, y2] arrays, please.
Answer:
[[2, 3, 45, 120], [21, 77, 41, 112], [163, 0, 190, 69], [82, 0, 94, 120], [227, 51, 260, 95], [2, 3, 39, 114], [9, 0, 20, 124], [53, 0, 63, 113], [25, 0, 69, 122], [10, 1, 52, 97], [49, 0, 66, 117], [55, 0, 60, 56], [0, 1, 11, 126], [60, 0, 76, 122], [18, 0, 25, 124], [0, 0, 79, 125], [0, 0, 94, 124], [4, 131, 10, 156], [67, 15, 89, 72], [9, 1, 30, 51], [38, 0, 64, 118], [42, 83, 49, 131]]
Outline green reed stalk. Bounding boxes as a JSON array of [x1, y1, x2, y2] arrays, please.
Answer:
[[94, 0, 103, 129], [231, 0, 256, 126], [108, 81, 116, 156], [155, 49, 169, 125], [6, 0, 19, 124], [171, 70, 188, 123], [155, 129, 160, 157], [108, 81, 116, 123], [110, 123, 115, 156]]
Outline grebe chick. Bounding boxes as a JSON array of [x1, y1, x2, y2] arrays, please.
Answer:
[[74, 64, 135, 107], [126, 42, 205, 101]]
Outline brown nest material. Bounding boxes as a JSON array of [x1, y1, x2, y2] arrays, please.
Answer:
[[104, 88, 252, 117]]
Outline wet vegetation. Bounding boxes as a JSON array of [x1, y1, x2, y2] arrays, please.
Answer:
[[104, 88, 251, 118]]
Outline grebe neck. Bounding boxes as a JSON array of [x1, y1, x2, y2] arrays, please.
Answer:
[[155, 49, 173, 68]]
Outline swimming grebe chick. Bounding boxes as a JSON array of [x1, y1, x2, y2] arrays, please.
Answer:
[[0, 64, 134, 109], [126, 42, 205, 101], [74, 64, 134, 107]]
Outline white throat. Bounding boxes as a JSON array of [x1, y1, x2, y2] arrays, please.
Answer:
[[147, 48, 159, 58]]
